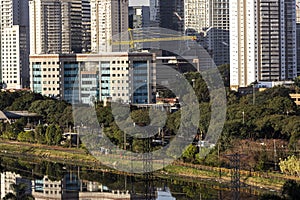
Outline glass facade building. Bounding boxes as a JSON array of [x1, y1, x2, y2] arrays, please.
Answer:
[[30, 53, 155, 105], [64, 62, 80, 103], [133, 61, 149, 104], [32, 62, 42, 93]]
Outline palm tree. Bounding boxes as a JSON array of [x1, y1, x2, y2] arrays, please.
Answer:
[[2, 183, 34, 200]]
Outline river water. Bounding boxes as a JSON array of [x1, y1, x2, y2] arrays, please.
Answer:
[[0, 156, 277, 199]]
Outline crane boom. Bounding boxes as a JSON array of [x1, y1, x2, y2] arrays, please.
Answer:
[[110, 28, 196, 49]]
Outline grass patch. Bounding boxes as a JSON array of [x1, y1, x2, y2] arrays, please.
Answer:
[[0, 140, 295, 191]]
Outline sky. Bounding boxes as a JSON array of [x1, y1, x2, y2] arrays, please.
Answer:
[[129, 0, 150, 6]]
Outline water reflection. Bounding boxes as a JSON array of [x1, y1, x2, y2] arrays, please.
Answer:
[[0, 156, 269, 199], [1, 171, 131, 200]]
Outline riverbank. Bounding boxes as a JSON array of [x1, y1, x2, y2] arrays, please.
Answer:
[[0, 139, 298, 192]]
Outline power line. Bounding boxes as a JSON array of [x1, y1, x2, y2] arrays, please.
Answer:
[[224, 153, 247, 200]]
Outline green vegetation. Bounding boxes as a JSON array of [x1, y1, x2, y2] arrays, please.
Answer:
[[0, 65, 299, 183], [260, 180, 300, 200], [0, 91, 72, 145], [279, 155, 300, 177], [2, 183, 34, 200]]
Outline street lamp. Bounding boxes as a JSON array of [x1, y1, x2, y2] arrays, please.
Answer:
[[250, 80, 258, 105], [242, 111, 245, 124], [192, 79, 195, 88]]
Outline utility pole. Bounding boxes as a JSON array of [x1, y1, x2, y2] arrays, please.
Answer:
[[218, 143, 221, 179], [124, 132, 126, 150], [77, 126, 79, 148], [274, 140, 277, 171], [143, 130, 154, 200], [192, 79, 195, 88], [242, 111, 245, 124], [252, 84, 255, 105], [225, 153, 246, 200], [251, 81, 258, 105]]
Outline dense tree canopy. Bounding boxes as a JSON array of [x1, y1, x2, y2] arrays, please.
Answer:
[[0, 68, 299, 171]]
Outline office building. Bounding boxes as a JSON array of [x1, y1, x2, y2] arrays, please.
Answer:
[[130, 0, 183, 32], [0, 0, 30, 89], [29, 0, 83, 55], [32, 176, 62, 199], [90, 0, 129, 53], [129, 6, 150, 29], [184, 0, 208, 34], [82, 0, 91, 53], [30, 54, 62, 98], [80, 71, 99, 105], [61, 0, 83, 53], [160, 0, 184, 32], [31, 174, 131, 200], [30, 52, 156, 104], [230, 0, 297, 89], [297, 1, 300, 76], [129, 0, 159, 27], [1, 172, 32, 199], [184, 0, 230, 66]]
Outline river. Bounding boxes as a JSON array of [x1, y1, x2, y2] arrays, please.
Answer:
[[0, 156, 277, 199]]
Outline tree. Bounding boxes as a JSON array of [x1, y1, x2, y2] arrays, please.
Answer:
[[217, 64, 230, 87], [59, 106, 73, 129], [29, 100, 70, 125], [130, 109, 150, 126], [2, 183, 34, 200], [282, 180, 300, 200], [267, 96, 296, 115], [132, 138, 144, 153], [17, 131, 35, 143], [45, 124, 62, 145], [288, 132, 300, 151], [259, 194, 282, 200], [294, 76, 300, 89], [279, 155, 300, 177], [182, 144, 197, 163], [255, 115, 285, 139], [184, 72, 210, 102], [95, 105, 114, 127], [34, 124, 45, 144], [54, 125, 63, 145], [166, 111, 181, 135], [255, 147, 269, 171], [7, 92, 43, 111], [0, 91, 20, 110], [281, 116, 300, 139]]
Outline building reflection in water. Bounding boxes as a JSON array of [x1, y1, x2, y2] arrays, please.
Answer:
[[1, 171, 131, 200]]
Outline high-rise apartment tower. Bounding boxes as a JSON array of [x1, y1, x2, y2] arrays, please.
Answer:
[[0, 0, 30, 89], [184, 0, 230, 66], [90, 0, 129, 53], [230, 0, 297, 89], [29, 0, 83, 54]]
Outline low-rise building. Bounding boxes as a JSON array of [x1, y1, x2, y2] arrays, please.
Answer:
[[29, 53, 156, 104], [1, 172, 32, 199], [290, 93, 300, 106]]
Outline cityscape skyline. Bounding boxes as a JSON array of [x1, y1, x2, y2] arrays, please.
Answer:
[[0, 0, 300, 101], [1, 2, 300, 200]]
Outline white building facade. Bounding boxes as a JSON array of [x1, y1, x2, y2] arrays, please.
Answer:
[[184, 0, 208, 33], [184, 0, 230, 66], [82, 0, 92, 53], [0, 0, 30, 89], [1, 172, 32, 199], [29, 0, 83, 55], [230, 0, 297, 89], [90, 0, 129, 53], [30, 52, 156, 104], [296, 0, 300, 76]]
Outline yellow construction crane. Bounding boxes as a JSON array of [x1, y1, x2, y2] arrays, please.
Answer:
[[110, 28, 196, 49]]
